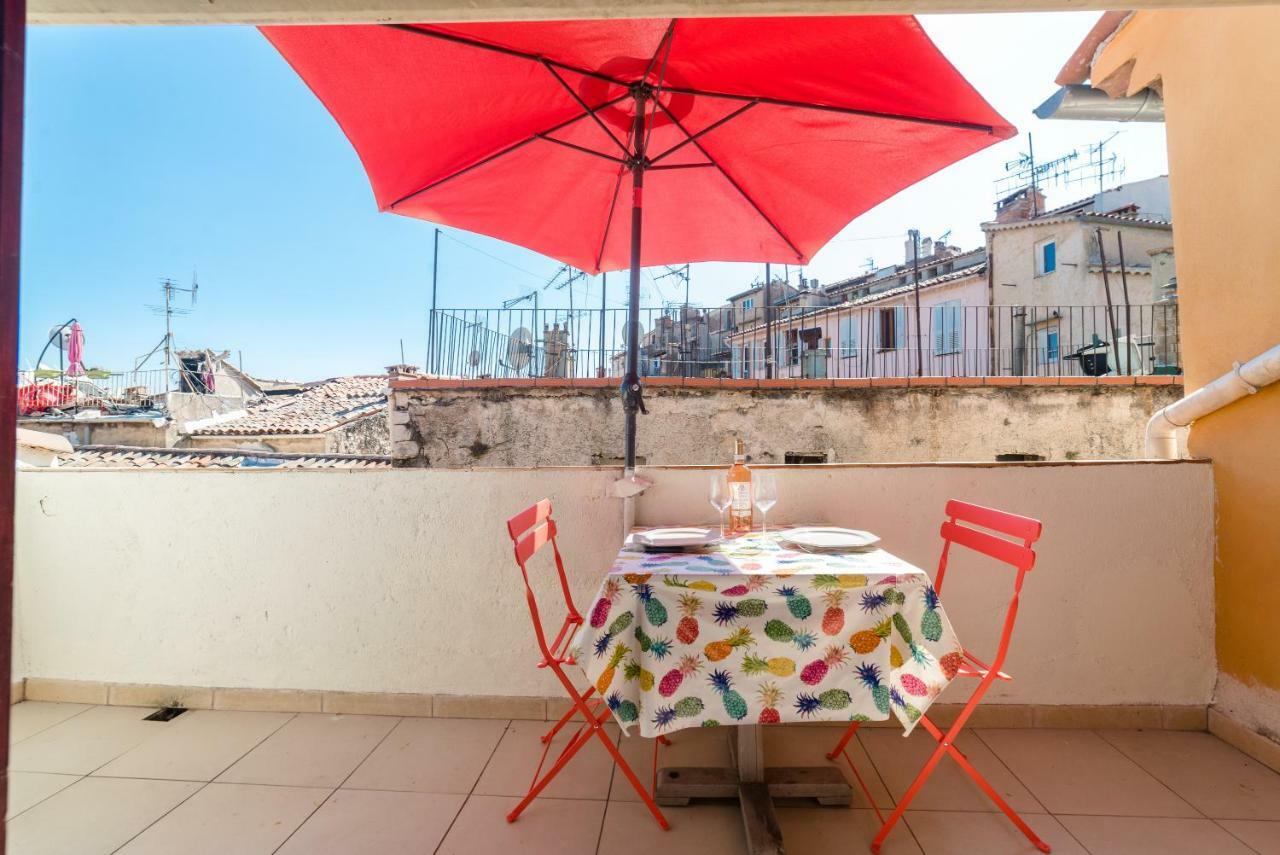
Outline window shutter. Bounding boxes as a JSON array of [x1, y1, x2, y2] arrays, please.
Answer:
[[895, 306, 907, 349]]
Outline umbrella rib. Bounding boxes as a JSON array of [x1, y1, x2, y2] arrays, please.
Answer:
[[540, 61, 631, 158], [594, 164, 627, 272], [383, 24, 627, 87], [387, 93, 630, 210], [661, 85, 997, 134], [536, 134, 626, 164], [648, 101, 757, 165], [654, 100, 804, 262]]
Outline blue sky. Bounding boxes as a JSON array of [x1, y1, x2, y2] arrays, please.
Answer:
[[20, 15, 1168, 380]]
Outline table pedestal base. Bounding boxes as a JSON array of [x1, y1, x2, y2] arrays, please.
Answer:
[[655, 765, 853, 807], [654, 725, 852, 854]]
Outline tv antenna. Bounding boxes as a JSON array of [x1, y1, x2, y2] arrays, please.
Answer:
[[996, 133, 1126, 210], [144, 273, 199, 390]]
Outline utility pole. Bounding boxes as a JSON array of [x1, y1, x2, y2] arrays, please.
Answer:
[[1117, 231, 1133, 375], [429, 227, 440, 375], [764, 263, 773, 379], [1096, 228, 1122, 375], [909, 229, 923, 377]]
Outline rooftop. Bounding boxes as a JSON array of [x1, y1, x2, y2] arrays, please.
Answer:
[[52, 445, 390, 469], [8, 700, 1280, 854], [189, 375, 388, 436]]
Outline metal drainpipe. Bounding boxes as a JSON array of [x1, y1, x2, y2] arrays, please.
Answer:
[[1146, 343, 1280, 458]]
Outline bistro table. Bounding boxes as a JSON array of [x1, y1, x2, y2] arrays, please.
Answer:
[[575, 528, 964, 853]]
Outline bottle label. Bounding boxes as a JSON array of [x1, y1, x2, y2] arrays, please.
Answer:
[[730, 482, 752, 529]]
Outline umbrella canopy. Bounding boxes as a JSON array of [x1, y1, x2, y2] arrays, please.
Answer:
[[263, 17, 1015, 467], [264, 18, 1013, 272], [66, 321, 85, 377]]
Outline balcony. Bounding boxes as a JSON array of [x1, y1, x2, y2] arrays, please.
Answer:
[[10, 459, 1280, 852]]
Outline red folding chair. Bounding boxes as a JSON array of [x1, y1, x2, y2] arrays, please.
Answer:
[[504, 500, 670, 830], [826, 500, 1049, 854]]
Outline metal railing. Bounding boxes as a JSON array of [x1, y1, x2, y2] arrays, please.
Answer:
[[17, 369, 172, 413], [428, 303, 1181, 380]]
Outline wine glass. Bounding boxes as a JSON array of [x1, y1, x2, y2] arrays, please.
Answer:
[[709, 475, 731, 537], [754, 472, 778, 535]]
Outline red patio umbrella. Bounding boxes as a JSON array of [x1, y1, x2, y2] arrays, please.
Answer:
[[262, 17, 1014, 467]]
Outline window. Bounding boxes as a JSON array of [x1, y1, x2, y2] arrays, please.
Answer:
[[1035, 326, 1061, 373], [838, 314, 860, 357], [1036, 238, 1057, 275], [932, 300, 962, 356], [741, 298, 754, 309], [876, 306, 906, 350]]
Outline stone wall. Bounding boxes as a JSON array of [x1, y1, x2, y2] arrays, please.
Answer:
[[389, 377, 1183, 468]]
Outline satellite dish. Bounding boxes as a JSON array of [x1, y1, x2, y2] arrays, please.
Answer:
[[507, 327, 534, 371], [468, 350, 481, 367], [621, 320, 646, 342], [47, 324, 72, 351]]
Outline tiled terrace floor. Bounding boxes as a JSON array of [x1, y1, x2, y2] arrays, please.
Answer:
[[7, 701, 1280, 854]]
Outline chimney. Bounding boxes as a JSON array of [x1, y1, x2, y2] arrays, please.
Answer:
[[385, 363, 420, 377], [921, 236, 934, 259], [995, 186, 1047, 224]]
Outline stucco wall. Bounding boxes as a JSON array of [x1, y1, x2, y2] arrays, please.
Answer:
[[1094, 7, 1280, 740], [390, 381, 1182, 467], [13, 462, 1214, 707], [18, 417, 173, 449], [329, 412, 391, 455]]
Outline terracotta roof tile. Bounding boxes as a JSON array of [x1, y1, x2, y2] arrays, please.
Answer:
[[189, 375, 388, 436], [55, 445, 390, 470]]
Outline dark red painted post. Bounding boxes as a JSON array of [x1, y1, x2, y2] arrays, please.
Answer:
[[0, 0, 25, 846]]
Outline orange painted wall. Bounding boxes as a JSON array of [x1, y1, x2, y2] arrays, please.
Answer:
[[1094, 8, 1280, 699]]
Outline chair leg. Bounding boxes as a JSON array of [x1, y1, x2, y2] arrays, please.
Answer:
[[511, 706, 670, 832], [542, 686, 596, 744], [870, 716, 1051, 855], [942, 738, 1051, 853], [825, 722, 882, 823], [826, 719, 860, 760]]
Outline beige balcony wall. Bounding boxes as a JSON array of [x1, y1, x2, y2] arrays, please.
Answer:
[[13, 462, 1212, 706]]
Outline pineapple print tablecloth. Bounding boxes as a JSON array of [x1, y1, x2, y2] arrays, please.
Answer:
[[574, 530, 963, 738]]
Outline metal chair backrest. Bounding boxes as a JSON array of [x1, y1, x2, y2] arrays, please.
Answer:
[[506, 499, 583, 663], [934, 499, 1043, 677]]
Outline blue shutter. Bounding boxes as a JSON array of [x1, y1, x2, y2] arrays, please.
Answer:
[[1043, 241, 1056, 273]]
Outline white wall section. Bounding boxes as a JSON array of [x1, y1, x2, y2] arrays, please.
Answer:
[[14, 462, 1214, 707]]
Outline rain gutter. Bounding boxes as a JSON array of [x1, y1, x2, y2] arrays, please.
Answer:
[[1034, 84, 1164, 123]]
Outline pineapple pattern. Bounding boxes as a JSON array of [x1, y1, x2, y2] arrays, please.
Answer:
[[576, 529, 961, 738]]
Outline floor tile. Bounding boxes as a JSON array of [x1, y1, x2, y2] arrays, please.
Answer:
[[217, 713, 398, 788], [8, 701, 92, 744], [277, 789, 465, 854], [776, 807, 922, 855], [438, 794, 604, 855], [611, 725, 731, 801], [117, 782, 330, 855], [977, 729, 1199, 817], [5, 776, 200, 855], [6, 771, 81, 819], [95, 709, 294, 782], [9, 705, 164, 775], [767, 725, 893, 810], [861, 728, 1043, 813], [1057, 814, 1256, 855], [1217, 819, 1280, 855], [597, 800, 743, 855], [905, 810, 1088, 855], [344, 717, 507, 793], [474, 719, 616, 800], [1100, 729, 1280, 820]]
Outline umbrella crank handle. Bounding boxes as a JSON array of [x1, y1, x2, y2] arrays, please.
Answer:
[[621, 374, 647, 416]]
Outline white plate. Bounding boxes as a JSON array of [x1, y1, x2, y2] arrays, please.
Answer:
[[779, 527, 880, 550], [633, 528, 721, 548]]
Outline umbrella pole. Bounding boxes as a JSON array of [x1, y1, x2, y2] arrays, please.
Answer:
[[622, 87, 648, 474]]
